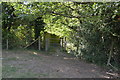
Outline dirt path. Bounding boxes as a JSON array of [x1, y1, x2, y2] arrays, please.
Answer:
[[2, 49, 118, 78]]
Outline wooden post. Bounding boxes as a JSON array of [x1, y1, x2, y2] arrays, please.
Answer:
[[60, 38, 62, 47], [38, 36, 41, 51], [60, 38, 63, 51], [6, 29, 9, 50], [64, 37, 67, 50], [6, 39, 8, 50], [62, 38, 64, 48], [45, 38, 48, 51]]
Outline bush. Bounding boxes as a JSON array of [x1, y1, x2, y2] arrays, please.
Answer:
[[2, 30, 26, 49]]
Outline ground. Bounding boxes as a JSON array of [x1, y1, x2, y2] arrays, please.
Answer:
[[2, 48, 119, 78]]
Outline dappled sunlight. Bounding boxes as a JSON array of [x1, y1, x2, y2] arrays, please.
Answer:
[[106, 72, 119, 78], [27, 51, 39, 55], [3, 50, 117, 78], [63, 57, 76, 60], [2, 2, 120, 78], [102, 75, 110, 78], [100, 72, 120, 78], [33, 52, 38, 55]]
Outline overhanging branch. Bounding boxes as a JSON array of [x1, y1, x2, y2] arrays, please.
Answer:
[[51, 11, 81, 18]]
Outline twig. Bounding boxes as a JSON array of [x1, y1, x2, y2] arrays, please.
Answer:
[[107, 63, 118, 71]]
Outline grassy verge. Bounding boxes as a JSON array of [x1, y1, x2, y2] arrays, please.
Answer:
[[2, 65, 18, 78]]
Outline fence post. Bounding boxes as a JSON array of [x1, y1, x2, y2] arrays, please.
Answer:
[[6, 39, 8, 50], [38, 36, 41, 51], [60, 38, 63, 50], [60, 38, 62, 47], [45, 38, 49, 51], [64, 37, 67, 50]]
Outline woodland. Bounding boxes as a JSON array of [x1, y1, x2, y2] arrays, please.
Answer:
[[2, 2, 120, 72]]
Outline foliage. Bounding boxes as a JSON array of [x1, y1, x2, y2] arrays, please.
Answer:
[[2, 2, 120, 70]]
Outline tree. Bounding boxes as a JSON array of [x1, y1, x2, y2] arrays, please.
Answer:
[[2, 2, 120, 70]]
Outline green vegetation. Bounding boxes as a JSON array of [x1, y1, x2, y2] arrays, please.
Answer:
[[2, 65, 49, 78], [5, 57, 18, 61], [2, 2, 120, 71], [13, 72, 49, 78], [2, 65, 18, 77]]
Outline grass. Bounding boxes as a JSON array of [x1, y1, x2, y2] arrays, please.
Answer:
[[9, 71, 49, 78], [38, 73, 49, 77], [5, 57, 18, 61], [3, 48, 57, 55], [2, 65, 49, 78], [2, 65, 18, 77], [3, 48, 26, 52], [14, 72, 38, 78], [2, 49, 50, 78]]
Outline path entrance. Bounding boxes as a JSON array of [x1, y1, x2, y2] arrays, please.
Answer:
[[3, 49, 119, 78]]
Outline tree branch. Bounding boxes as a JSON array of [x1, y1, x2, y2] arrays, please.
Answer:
[[73, 2, 94, 4], [50, 11, 80, 18]]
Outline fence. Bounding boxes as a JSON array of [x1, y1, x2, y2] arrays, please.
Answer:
[[4, 35, 68, 52]]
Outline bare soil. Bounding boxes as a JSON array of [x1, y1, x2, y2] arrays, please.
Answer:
[[2, 49, 119, 78]]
